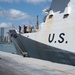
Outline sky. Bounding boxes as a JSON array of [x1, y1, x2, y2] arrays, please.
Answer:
[[0, 0, 52, 35]]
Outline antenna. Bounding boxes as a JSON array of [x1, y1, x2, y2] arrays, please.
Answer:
[[36, 15, 39, 29]]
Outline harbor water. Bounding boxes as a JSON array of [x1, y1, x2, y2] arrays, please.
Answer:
[[0, 43, 19, 54]]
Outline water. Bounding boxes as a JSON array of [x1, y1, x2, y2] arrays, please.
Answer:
[[0, 43, 18, 54]]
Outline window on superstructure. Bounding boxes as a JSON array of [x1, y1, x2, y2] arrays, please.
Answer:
[[63, 6, 70, 18], [48, 10, 54, 19], [49, 14, 53, 19], [63, 14, 69, 18]]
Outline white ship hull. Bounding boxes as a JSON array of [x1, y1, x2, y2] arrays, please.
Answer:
[[9, 0, 75, 66]]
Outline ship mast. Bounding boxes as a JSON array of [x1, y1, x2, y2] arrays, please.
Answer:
[[36, 15, 39, 30]]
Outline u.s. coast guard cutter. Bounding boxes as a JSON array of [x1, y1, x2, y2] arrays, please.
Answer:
[[9, 0, 75, 66]]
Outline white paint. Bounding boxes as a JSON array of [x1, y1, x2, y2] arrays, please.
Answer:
[[21, 0, 75, 53]]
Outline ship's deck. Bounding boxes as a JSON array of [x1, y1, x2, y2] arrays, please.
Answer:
[[0, 51, 75, 75]]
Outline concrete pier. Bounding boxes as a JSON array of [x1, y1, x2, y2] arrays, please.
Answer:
[[0, 51, 75, 75]]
